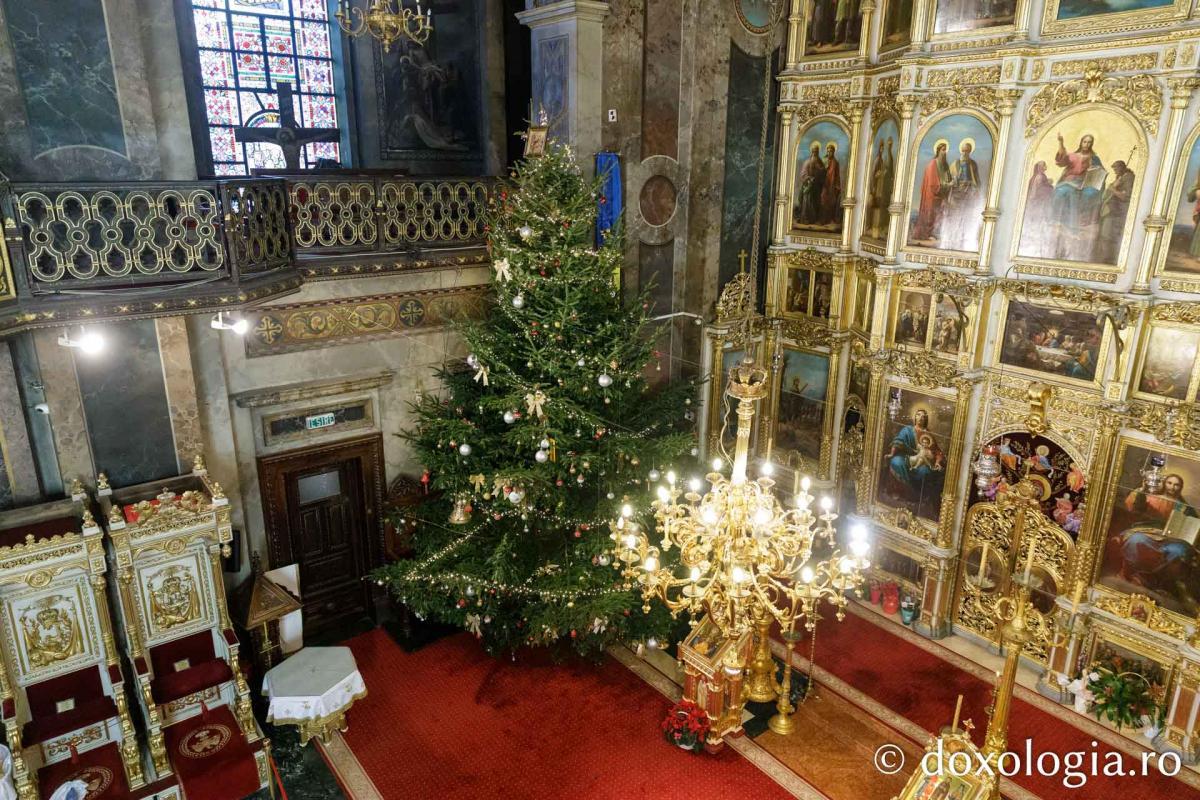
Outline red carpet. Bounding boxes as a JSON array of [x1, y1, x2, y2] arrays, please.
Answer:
[[341, 629, 793, 799], [808, 607, 1200, 800], [38, 742, 128, 800]]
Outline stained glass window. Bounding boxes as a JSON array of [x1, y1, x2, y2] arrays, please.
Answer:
[[187, 0, 345, 175]]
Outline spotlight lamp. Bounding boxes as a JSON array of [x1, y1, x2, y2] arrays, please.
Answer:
[[57, 326, 105, 356], [211, 312, 250, 336]]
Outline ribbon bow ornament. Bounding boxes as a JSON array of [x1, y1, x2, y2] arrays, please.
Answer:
[[473, 363, 490, 386], [469, 474, 487, 493], [525, 390, 548, 420], [465, 613, 483, 638], [494, 258, 512, 283], [591, 617, 607, 635]]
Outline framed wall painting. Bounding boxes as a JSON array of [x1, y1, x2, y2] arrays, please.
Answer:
[[931, 0, 1018, 36], [780, 264, 836, 320], [887, 287, 964, 356], [1133, 322, 1200, 403], [792, 119, 851, 237], [994, 294, 1110, 388], [735, 0, 776, 33], [863, 118, 900, 243], [879, 0, 915, 53], [851, 272, 875, 334], [968, 431, 1087, 537], [1012, 107, 1145, 277], [904, 113, 994, 256], [1156, 124, 1200, 292], [772, 346, 832, 475], [1041, 0, 1187, 38], [1096, 438, 1200, 619], [874, 384, 956, 524], [802, 0, 866, 57]]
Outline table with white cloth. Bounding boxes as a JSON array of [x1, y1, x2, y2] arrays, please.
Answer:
[[262, 646, 366, 745]]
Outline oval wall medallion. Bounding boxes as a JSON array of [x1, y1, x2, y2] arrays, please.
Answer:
[[639, 175, 678, 227], [735, 0, 774, 33]]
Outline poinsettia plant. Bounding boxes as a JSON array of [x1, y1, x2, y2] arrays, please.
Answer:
[[1075, 654, 1166, 732], [661, 699, 710, 753]]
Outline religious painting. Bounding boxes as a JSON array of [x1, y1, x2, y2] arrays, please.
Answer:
[[899, 770, 988, 800], [997, 299, 1105, 385], [933, 0, 1018, 33], [880, 0, 915, 50], [1136, 325, 1200, 401], [775, 349, 831, 466], [792, 120, 851, 235], [713, 347, 749, 454], [1098, 441, 1200, 617], [893, 291, 932, 347], [848, 360, 871, 403], [804, 0, 865, 56], [876, 387, 954, 523], [783, 268, 811, 315], [782, 267, 835, 319], [1051, 0, 1172, 21], [863, 119, 900, 241], [931, 295, 964, 355], [1015, 108, 1144, 268], [374, 2, 483, 161], [969, 432, 1086, 537], [1162, 129, 1200, 280], [852, 274, 874, 332], [906, 114, 993, 254]]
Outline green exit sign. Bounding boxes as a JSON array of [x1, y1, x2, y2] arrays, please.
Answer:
[[305, 412, 336, 430]]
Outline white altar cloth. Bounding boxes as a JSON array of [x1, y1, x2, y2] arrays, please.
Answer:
[[262, 646, 366, 726]]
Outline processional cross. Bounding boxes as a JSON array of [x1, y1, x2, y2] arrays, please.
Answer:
[[234, 82, 340, 171]]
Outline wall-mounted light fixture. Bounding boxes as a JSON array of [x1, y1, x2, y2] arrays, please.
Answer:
[[211, 312, 249, 336], [57, 326, 105, 356]]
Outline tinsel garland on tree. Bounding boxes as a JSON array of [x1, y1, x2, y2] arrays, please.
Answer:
[[374, 145, 696, 657]]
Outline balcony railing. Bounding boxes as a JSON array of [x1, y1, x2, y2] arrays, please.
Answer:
[[0, 175, 494, 299]]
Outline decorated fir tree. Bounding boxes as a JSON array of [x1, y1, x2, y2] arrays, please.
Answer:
[[377, 145, 695, 657]]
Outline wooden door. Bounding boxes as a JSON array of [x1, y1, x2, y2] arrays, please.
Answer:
[[258, 434, 385, 635]]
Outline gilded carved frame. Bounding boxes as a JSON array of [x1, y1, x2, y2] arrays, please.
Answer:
[[1130, 303, 1200, 404], [1040, 0, 1190, 39], [763, 317, 840, 484], [1154, 122, 1200, 293], [788, 113, 855, 249]]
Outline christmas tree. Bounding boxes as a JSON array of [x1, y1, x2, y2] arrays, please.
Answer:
[[377, 145, 695, 657]]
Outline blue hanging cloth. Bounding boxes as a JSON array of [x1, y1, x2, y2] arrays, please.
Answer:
[[595, 152, 622, 248]]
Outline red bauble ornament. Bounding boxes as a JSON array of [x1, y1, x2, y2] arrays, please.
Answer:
[[457, 599, 467, 608], [570, 630, 577, 639]]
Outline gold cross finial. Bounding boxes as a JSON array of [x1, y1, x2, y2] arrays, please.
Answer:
[[737, 249, 749, 273]]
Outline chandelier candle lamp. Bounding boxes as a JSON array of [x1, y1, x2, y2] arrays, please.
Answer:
[[334, 0, 432, 51], [614, 358, 871, 741]]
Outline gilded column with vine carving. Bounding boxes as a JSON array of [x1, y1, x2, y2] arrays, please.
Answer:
[[773, 109, 797, 246], [841, 102, 868, 254], [785, 0, 805, 67], [857, 0, 876, 63], [976, 89, 1022, 275], [1066, 408, 1123, 591], [884, 96, 919, 263], [1134, 78, 1199, 293]]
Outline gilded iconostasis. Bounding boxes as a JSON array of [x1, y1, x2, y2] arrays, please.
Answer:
[[706, 0, 1200, 759]]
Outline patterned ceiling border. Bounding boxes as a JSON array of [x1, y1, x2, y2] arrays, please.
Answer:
[[244, 284, 489, 357]]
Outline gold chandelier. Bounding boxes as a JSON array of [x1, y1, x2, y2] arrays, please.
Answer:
[[614, 357, 870, 732], [334, 0, 432, 52]]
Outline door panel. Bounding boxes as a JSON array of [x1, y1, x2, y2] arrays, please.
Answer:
[[258, 434, 385, 636]]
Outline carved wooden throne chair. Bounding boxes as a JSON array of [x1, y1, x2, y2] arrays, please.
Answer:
[[99, 460, 269, 800], [0, 496, 149, 800]]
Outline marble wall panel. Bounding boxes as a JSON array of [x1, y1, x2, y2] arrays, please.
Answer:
[[717, 42, 779, 291], [0, 343, 39, 507], [32, 330, 93, 489], [156, 318, 204, 473], [74, 320, 179, 488], [536, 34, 571, 142], [641, 0, 682, 159], [640, 241, 676, 315]]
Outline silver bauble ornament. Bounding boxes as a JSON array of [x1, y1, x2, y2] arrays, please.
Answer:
[[458, 443, 472, 456], [503, 411, 516, 424], [466, 353, 478, 367], [648, 469, 661, 481], [518, 224, 533, 240], [598, 373, 613, 388], [576, 357, 586, 367], [512, 293, 525, 309], [539, 438, 551, 450], [535, 449, 549, 463]]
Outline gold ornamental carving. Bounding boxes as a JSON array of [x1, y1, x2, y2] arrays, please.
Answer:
[[1127, 399, 1200, 450], [1049, 54, 1158, 78], [788, 83, 852, 124], [1151, 302, 1200, 324], [880, 348, 959, 389], [147, 567, 200, 630], [926, 66, 1002, 88], [715, 273, 754, 323], [1024, 62, 1161, 138], [1094, 593, 1188, 639], [780, 316, 834, 348], [997, 279, 1122, 311], [21, 596, 82, 668], [873, 77, 900, 121]]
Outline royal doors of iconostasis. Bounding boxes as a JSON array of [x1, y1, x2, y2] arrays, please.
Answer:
[[953, 431, 1084, 663]]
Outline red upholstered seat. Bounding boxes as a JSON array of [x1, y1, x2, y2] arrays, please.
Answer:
[[164, 704, 261, 800], [37, 741, 129, 800], [23, 667, 117, 745], [149, 631, 232, 705]]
